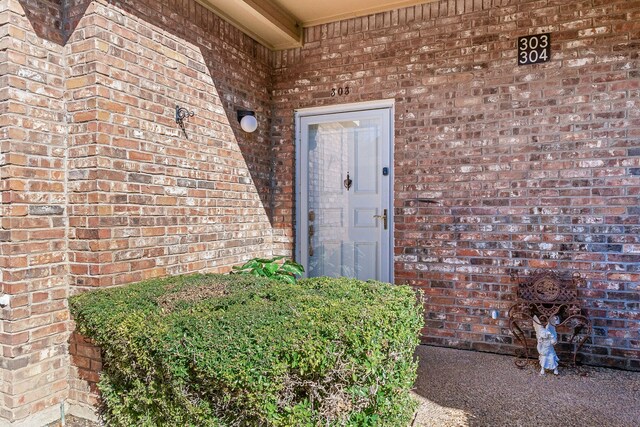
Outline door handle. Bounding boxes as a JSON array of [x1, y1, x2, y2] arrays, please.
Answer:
[[308, 224, 314, 257], [308, 211, 315, 257], [373, 209, 388, 230]]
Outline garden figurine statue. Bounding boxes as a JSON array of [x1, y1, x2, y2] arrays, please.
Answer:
[[533, 315, 559, 375]]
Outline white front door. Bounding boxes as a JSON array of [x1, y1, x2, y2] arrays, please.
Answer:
[[296, 104, 393, 282]]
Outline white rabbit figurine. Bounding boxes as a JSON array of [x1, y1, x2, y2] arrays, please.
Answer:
[[533, 315, 559, 375]]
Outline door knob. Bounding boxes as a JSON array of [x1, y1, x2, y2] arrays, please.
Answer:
[[373, 209, 388, 230]]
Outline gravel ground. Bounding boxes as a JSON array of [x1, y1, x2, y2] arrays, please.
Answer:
[[412, 345, 640, 427]]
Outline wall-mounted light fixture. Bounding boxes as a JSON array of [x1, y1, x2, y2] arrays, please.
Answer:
[[0, 293, 10, 307], [237, 110, 258, 133]]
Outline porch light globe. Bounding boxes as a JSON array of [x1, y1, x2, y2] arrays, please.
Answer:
[[240, 114, 258, 133]]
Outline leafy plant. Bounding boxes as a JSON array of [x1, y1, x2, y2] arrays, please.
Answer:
[[231, 256, 304, 284], [69, 274, 424, 426]]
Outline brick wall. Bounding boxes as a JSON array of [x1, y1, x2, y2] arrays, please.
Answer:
[[272, 0, 640, 370], [1, 0, 69, 423], [67, 332, 100, 411], [2, 0, 278, 423]]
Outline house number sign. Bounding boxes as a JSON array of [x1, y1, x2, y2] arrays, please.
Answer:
[[331, 86, 350, 97], [518, 33, 550, 66]]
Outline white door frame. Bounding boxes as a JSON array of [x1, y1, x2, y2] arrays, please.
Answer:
[[294, 99, 395, 282]]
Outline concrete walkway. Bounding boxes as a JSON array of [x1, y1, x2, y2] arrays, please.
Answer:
[[412, 346, 640, 427]]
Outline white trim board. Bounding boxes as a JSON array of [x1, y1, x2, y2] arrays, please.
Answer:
[[295, 99, 396, 117]]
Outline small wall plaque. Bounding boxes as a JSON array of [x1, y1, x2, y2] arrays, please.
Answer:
[[518, 33, 551, 66]]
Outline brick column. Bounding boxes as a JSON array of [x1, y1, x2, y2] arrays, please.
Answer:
[[65, 0, 276, 293], [0, 0, 69, 424], [63, 0, 277, 415]]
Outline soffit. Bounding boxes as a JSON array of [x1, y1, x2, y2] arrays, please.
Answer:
[[197, 0, 437, 50]]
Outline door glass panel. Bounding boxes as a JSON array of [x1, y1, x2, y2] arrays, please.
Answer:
[[307, 118, 381, 280], [354, 127, 377, 193]]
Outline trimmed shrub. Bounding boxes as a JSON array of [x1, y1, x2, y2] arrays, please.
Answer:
[[69, 274, 424, 426]]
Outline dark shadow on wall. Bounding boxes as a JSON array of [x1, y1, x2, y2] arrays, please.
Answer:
[[18, 0, 275, 225], [18, 0, 92, 45], [18, 0, 64, 45]]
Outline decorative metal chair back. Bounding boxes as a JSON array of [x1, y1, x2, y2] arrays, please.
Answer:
[[508, 270, 591, 367]]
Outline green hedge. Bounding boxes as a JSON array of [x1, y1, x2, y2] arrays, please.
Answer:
[[69, 274, 424, 426]]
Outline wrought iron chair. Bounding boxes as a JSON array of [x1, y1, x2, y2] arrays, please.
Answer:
[[508, 270, 592, 368]]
